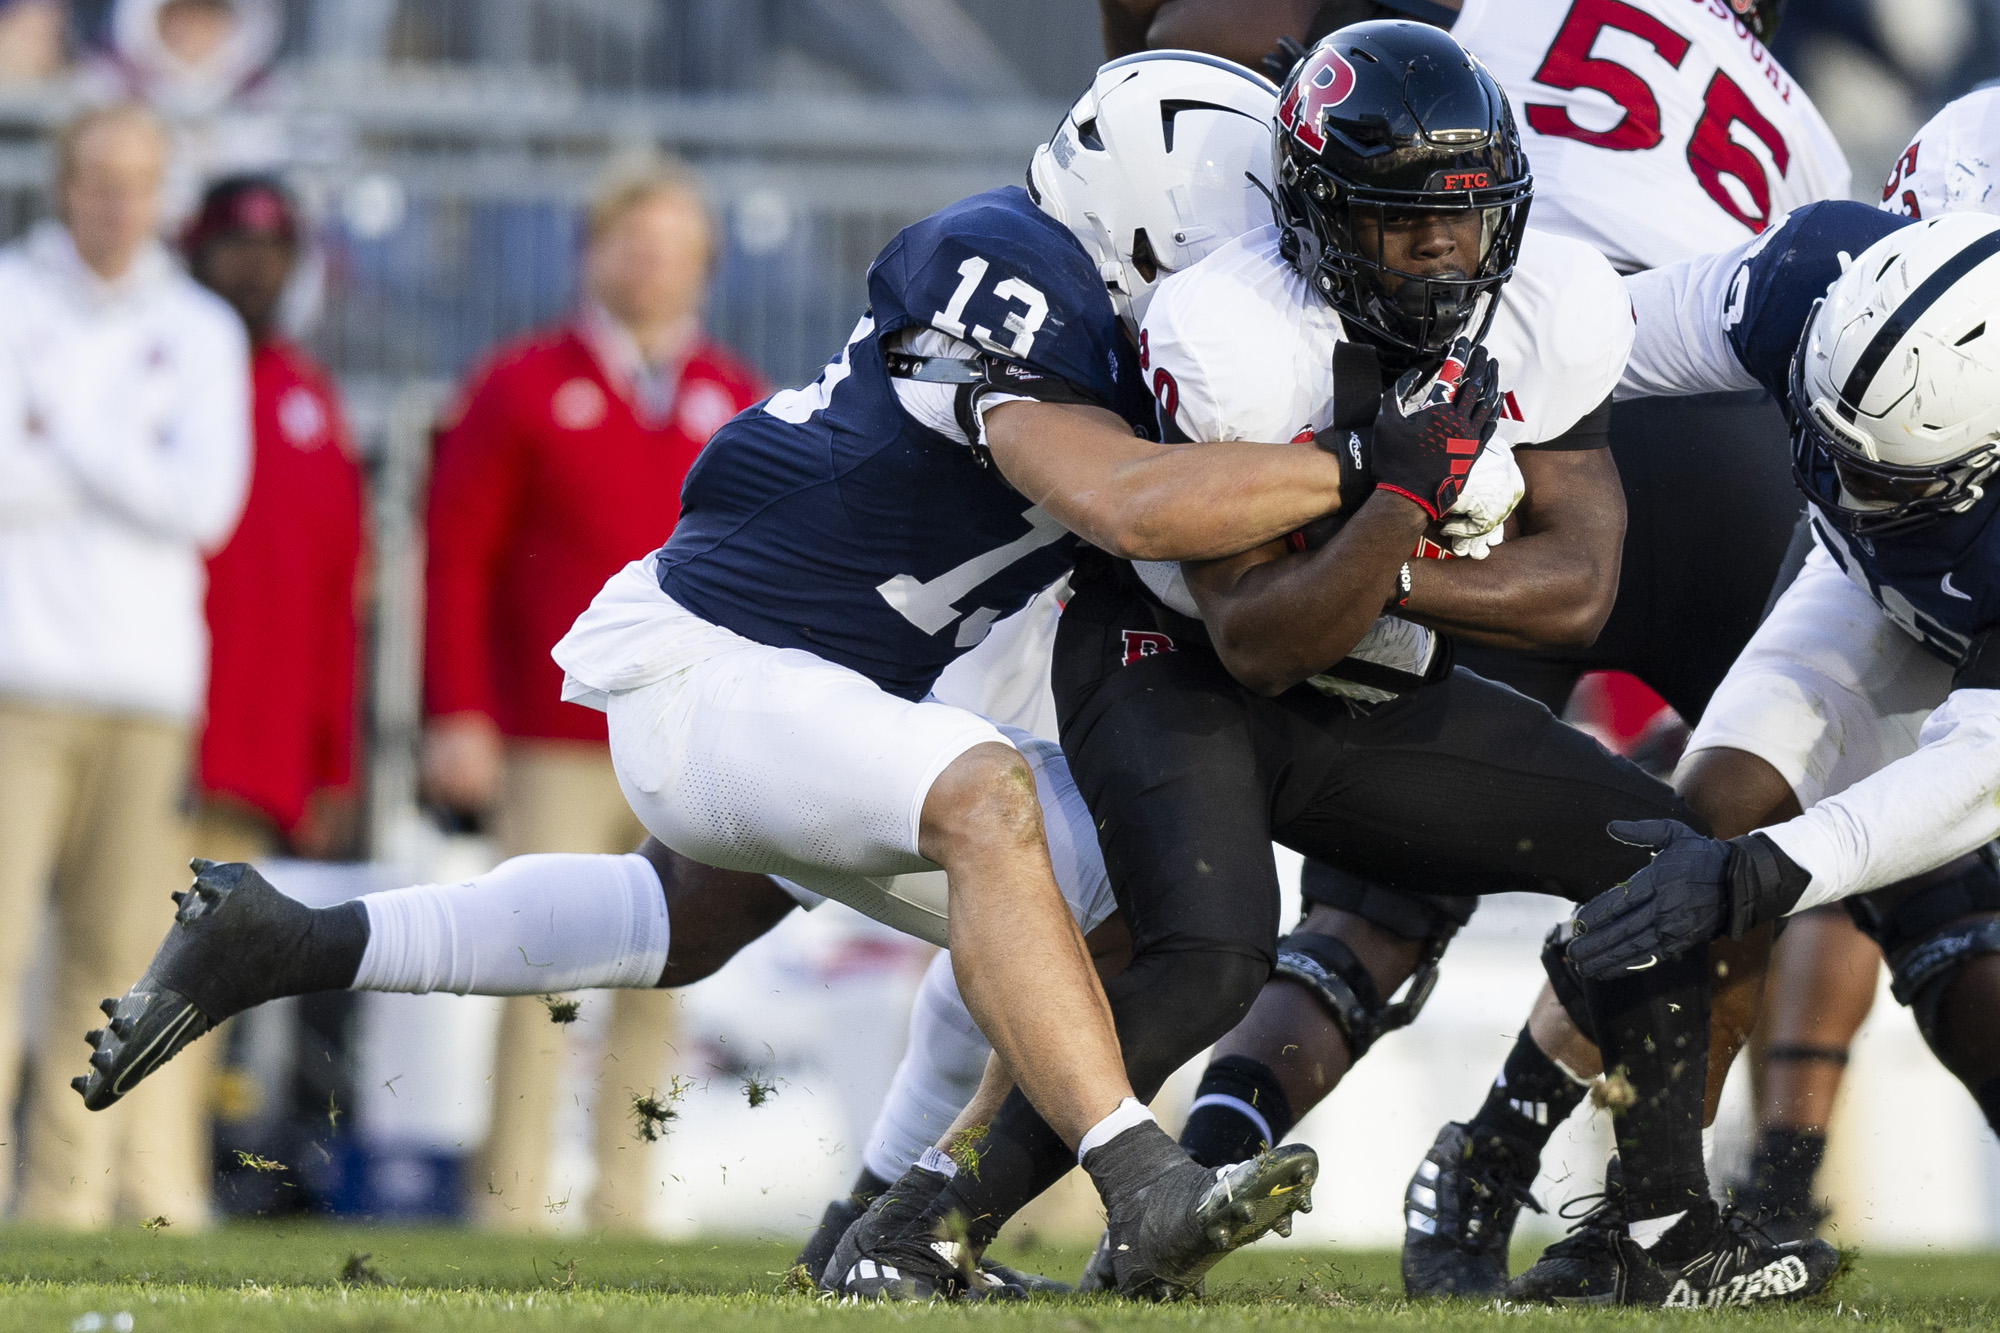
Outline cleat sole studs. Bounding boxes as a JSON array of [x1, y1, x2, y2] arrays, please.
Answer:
[[99, 997, 118, 1018]]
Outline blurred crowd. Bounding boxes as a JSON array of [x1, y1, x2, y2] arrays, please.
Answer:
[[0, 1, 767, 1230], [0, 0, 1996, 1234]]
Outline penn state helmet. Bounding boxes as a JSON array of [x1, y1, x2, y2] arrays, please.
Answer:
[[1792, 212, 2000, 536], [1029, 51, 1278, 332]]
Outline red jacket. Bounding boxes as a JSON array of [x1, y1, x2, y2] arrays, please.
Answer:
[[424, 323, 764, 742], [200, 340, 364, 833]]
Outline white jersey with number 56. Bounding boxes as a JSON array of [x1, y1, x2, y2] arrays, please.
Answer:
[[1452, 0, 1849, 271]]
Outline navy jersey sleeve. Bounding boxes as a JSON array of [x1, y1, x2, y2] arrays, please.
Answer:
[[867, 187, 1124, 408], [1725, 201, 1914, 397]]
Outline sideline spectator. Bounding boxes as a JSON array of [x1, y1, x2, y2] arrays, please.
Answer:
[[186, 175, 363, 867], [423, 158, 764, 1230], [87, 0, 282, 115], [0, 0, 65, 85], [0, 103, 249, 1227]]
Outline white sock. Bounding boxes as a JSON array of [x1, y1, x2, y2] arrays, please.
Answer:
[[864, 952, 992, 1182], [1076, 1097, 1157, 1164], [1628, 1210, 1686, 1249], [351, 852, 669, 994]]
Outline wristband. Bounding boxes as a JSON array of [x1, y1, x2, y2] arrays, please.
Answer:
[[1394, 561, 1413, 609], [1724, 833, 1811, 938], [1316, 427, 1373, 511]]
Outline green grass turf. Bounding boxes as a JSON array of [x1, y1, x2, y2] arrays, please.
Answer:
[[0, 1225, 1991, 1331]]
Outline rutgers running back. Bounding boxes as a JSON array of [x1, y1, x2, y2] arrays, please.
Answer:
[[1453, 0, 1848, 269]]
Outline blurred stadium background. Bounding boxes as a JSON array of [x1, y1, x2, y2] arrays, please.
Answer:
[[3, 0, 1997, 1253]]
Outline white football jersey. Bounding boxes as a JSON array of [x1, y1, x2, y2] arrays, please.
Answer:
[[1452, 0, 1849, 271], [1879, 85, 2000, 220], [1134, 223, 1633, 696]]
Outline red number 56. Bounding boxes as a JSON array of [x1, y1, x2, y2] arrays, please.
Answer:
[[1525, 0, 1791, 233]]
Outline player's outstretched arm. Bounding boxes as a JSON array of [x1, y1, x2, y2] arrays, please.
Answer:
[[1398, 445, 1626, 651], [1759, 682, 2000, 910], [983, 399, 1346, 563], [1183, 490, 1429, 697]]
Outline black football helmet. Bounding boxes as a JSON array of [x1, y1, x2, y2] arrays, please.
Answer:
[[1272, 21, 1531, 365]]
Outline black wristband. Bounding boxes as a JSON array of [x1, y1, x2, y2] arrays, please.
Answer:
[[1725, 833, 1811, 938], [1315, 426, 1373, 514]]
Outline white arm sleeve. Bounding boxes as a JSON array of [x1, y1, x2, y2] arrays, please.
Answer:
[[1618, 239, 1768, 401], [45, 307, 252, 548], [1764, 687, 2000, 909], [885, 326, 1029, 449]]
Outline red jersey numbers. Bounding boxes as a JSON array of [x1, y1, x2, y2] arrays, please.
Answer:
[[1526, 0, 1792, 232], [1526, 0, 1689, 150], [1882, 142, 1922, 218], [1136, 329, 1180, 425]]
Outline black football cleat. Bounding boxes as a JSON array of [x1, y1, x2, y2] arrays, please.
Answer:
[[1612, 1201, 1841, 1308], [75, 860, 359, 1111], [1731, 1178, 1831, 1246], [1506, 1156, 1627, 1304], [823, 1165, 1022, 1303], [1098, 1144, 1318, 1300], [809, 1185, 1065, 1296], [1076, 1228, 1116, 1293], [798, 1194, 866, 1286], [1401, 1121, 1542, 1297]]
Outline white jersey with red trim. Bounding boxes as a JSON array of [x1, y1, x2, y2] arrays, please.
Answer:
[[1880, 85, 2000, 220], [1130, 223, 1631, 696], [1451, 0, 1849, 271], [1139, 224, 1629, 453]]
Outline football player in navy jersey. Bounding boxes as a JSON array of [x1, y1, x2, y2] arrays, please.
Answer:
[[1491, 200, 2000, 1302], [72, 54, 1340, 1300]]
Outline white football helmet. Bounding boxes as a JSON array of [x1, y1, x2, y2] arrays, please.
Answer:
[[1793, 211, 2000, 535], [1028, 51, 1277, 332]]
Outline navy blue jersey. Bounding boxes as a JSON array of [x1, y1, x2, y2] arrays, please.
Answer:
[[1725, 200, 2000, 665], [657, 187, 1153, 700]]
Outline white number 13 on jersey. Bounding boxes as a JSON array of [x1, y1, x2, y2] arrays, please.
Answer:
[[932, 256, 1049, 358]]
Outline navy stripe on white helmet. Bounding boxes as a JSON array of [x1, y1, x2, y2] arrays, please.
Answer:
[[1792, 212, 2000, 536], [1029, 51, 1278, 332]]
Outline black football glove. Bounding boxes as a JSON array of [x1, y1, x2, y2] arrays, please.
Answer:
[[1370, 337, 1501, 520], [1567, 819, 1811, 980]]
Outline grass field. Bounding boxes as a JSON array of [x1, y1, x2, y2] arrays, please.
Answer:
[[0, 1225, 1993, 1332]]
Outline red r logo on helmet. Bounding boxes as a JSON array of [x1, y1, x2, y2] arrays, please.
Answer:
[[1278, 49, 1357, 155]]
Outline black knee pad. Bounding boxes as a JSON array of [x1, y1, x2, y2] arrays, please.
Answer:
[[1299, 860, 1477, 943], [1273, 927, 1441, 1061], [1540, 922, 1600, 1048], [1847, 852, 2000, 1044], [1889, 916, 2000, 1045]]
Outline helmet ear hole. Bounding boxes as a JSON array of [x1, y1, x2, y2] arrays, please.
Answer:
[[1130, 228, 1160, 283]]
